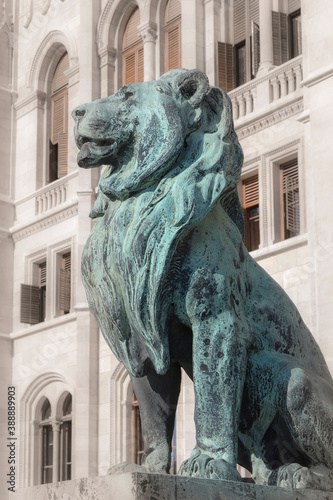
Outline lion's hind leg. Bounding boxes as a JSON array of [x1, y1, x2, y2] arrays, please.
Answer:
[[130, 362, 181, 474]]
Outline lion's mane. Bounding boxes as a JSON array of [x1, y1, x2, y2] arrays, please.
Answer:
[[81, 70, 244, 376]]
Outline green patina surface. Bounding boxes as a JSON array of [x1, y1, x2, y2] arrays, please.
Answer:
[[73, 69, 333, 490]]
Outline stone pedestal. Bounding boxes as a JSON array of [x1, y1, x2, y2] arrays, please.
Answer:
[[15, 468, 332, 500]]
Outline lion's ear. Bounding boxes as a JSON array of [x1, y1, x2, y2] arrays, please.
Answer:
[[177, 69, 210, 107]]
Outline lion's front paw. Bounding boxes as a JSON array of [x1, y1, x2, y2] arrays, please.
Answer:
[[178, 449, 242, 482]]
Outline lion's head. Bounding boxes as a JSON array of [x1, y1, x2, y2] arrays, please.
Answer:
[[73, 70, 244, 376]]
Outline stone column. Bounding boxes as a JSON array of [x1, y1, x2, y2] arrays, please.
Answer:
[[98, 46, 117, 97], [204, 0, 221, 85], [257, 0, 275, 76], [52, 421, 61, 482], [138, 22, 157, 82]]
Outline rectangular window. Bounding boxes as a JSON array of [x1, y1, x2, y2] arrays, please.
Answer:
[[60, 421, 72, 480], [235, 42, 246, 87], [289, 9, 302, 58], [281, 160, 300, 240], [242, 175, 260, 251], [59, 251, 71, 314], [20, 261, 47, 324], [41, 425, 53, 484], [132, 392, 144, 465]]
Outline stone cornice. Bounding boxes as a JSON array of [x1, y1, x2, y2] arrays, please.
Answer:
[[10, 311, 76, 340], [10, 202, 78, 242], [14, 90, 46, 118], [235, 98, 304, 140]]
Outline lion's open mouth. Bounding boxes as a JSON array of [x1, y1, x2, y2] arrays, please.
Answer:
[[76, 134, 115, 149], [76, 135, 116, 168]]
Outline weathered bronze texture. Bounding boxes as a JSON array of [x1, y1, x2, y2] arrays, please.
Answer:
[[73, 69, 333, 490]]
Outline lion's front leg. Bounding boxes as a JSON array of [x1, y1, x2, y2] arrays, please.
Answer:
[[180, 269, 248, 481]]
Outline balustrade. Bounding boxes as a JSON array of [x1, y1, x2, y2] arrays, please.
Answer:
[[35, 182, 67, 215], [228, 56, 303, 121]]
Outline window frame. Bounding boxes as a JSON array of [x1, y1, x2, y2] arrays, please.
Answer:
[[47, 52, 69, 184], [20, 239, 73, 326], [265, 140, 304, 246], [164, 0, 181, 73], [242, 174, 260, 252], [20, 251, 48, 325], [289, 9, 302, 59], [51, 240, 73, 318], [40, 399, 53, 485]]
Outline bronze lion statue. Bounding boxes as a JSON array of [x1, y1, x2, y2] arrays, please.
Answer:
[[73, 69, 333, 490]]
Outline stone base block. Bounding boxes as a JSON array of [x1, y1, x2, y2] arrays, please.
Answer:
[[15, 470, 333, 500]]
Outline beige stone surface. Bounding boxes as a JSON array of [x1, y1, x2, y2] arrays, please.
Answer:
[[15, 472, 333, 500]]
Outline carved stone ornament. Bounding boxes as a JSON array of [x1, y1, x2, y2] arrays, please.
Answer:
[[73, 69, 333, 491]]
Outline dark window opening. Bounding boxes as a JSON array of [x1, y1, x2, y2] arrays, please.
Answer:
[[132, 392, 144, 465], [235, 42, 246, 87], [289, 10, 302, 59]]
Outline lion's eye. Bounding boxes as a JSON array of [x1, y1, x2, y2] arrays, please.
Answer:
[[123, 90, 134, 101]]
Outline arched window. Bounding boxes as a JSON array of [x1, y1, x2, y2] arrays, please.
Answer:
[[49, 52, 69, 182], [38, 392, 72, 484], [40, 399, 53, 484], [60, 393, 72, 480], [164, 0, 181, 72], [122, 8, 143, 85]]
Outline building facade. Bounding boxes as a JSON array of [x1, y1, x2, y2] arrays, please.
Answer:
[[1, 0, 333, 497]]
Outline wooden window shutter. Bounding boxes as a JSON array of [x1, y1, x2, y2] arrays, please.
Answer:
[[122, 8, 144, 85], [59, 252, 71, 313], [243, 175, 260, 251], [51, 90, 67, 145], [249, 0, 259, 25], [51, 53, 69, 94], [123, 8, 140, 49], [20, 284, 41, 324], [58, 132, 68, 178], [165, 20, 181, 72], [243, 176, 259, 208], [165, 0, 181, 23], [251, 21, 260, 77], [234, 0, 246, 45], [164, 0, 181, 72], [138, 47, 144, 83], [50, 53, 69, 180], [272, 12, 288, 66], [39, 261, 47, 287], [217, 41, 235, 92], [124, 52, 136, 84], [281, 161, 300, 235], [288, 0, 301, 14]]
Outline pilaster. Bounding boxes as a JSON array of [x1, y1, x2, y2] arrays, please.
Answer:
[[257, 0, 275, 76], [138, 21, 157, 82], [98, 46, 117, 97]]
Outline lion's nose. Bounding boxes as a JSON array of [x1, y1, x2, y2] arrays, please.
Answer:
[[72, 105, 87, 120]]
